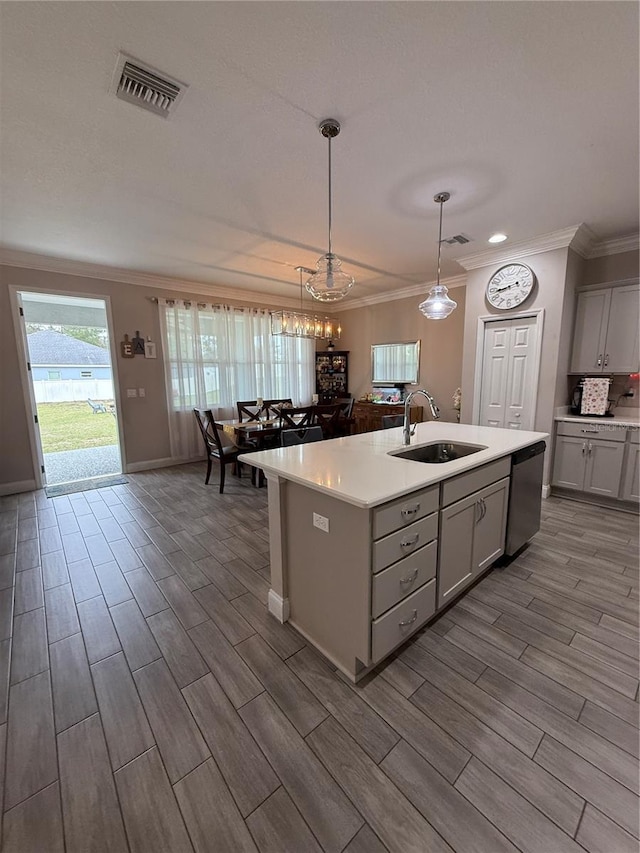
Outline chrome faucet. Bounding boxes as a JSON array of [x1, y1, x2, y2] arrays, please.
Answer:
[[403, 389, 440, 445]]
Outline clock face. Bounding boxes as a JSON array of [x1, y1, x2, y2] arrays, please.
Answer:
[[486, 264, 536, 310]]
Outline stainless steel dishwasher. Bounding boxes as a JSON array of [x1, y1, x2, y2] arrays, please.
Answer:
[[505, 441, 546, 556]]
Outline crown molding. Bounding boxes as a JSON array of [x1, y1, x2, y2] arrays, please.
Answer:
[[335, 274, 467, 311], [587, 233, 639, 258], [457, 225, 585, 270], [0, 248, 307, 311]]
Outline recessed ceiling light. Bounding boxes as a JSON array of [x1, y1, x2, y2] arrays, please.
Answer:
[[488, 233, 508, 244]]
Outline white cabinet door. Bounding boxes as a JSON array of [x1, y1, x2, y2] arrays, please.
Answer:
[[621, 442, 640, 503], [604, 285, 640, 373], [552, 435, 586, 490], [570, 289, 610, 373], [479, 316, 538, 430], [584, 439, 625, 497]]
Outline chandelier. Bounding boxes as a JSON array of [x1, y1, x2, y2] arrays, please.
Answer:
[[418, 191, 458, 320], [305, 119, 355, 302], [271, 266, 342, 340]]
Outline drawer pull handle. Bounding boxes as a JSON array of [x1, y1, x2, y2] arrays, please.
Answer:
[[400, 569, 419, 586], [399, 609, 418, 627], [401, 504, 420, 519], [400, 534, 420, 550]]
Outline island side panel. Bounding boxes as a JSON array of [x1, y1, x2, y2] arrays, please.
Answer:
[[284, 482, 372, 678], [265, 472, 289, 621]]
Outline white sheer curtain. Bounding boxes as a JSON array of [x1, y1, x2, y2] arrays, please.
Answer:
[[159, 300, 315, 459]]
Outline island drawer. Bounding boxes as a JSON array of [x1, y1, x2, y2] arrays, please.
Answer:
[[372, 484, 439, 540], [557, 421, 627, 441], [372, 512, 438, 573], [441, 456, 511, 507], [371, 578, 436, 663], [371, 539, 437, 618]]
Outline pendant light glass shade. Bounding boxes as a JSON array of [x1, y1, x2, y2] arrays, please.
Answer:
[[306, 119, 354, 303], [306, 253, 354, 303], [271, 266, 342, 339], [419, 191, 458, 320]]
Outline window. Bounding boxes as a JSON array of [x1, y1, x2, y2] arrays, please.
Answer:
[[47, 370, 61, 380], [80, 370, 93, 378], [159, 301, 314, 458]]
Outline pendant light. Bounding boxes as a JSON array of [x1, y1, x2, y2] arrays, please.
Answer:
[[270, 266, 341, 339], [305, 119, 355, 302], [419, 191, 458, 320]]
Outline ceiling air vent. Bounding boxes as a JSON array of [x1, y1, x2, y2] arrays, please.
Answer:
[[112, 53, 187, 118], [442, 234, 471, 245]]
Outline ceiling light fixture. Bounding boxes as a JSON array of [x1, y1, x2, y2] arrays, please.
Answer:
[[488, 233, 508, 243], [305, 119, 354, 303], [418, 192, 458, 320], [271, 266, 341, 340]]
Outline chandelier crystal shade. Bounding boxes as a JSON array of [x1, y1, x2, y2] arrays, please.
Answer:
[[418, 191, 458, 320], [271, 266, 341, 340], [305, 119, 355, 303]]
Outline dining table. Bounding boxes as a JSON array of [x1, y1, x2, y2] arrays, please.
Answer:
[[218, 417, 288, 449]]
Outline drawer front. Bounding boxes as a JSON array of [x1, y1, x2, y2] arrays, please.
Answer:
[[372, 512, 438, 573], [373, 485, 439, 539], [557, 421, 627, 442], [441, 456, 511, 507], [371, 579, 436, 663], [372, 539, 437, 618]]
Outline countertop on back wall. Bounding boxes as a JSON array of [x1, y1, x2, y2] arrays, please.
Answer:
[[555, 407, 640, 427]]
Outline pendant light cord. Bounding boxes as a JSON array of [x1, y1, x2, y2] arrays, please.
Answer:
[[327, 135, 333, 257], [436, 197, 443, 287]]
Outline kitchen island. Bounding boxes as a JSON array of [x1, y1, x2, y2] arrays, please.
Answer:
[[240, 422, 549, 681]]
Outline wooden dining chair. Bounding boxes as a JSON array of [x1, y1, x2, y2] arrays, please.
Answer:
[[193, 408, 246, 493], [312, 403, 344, 439], [279, 406, 316, 430], [237, 401, 263, 422], [381, 414, 404, 429], [280, 425, 324, 446], [264, 398, 293, 418]]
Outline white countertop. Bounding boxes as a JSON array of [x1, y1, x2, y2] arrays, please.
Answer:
[[555, 408, 640, 427], [239, 422, 549, 508]]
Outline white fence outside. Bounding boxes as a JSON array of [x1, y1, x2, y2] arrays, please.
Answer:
[[34, 379, 115, 404]]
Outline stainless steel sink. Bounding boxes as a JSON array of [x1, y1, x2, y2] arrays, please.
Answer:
[[390, 441, 487, 463]]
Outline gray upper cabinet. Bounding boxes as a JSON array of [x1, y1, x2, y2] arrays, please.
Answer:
[[570, 283, 640, 374]]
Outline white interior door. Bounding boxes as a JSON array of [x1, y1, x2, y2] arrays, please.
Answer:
[[479, 316, 538, 430]]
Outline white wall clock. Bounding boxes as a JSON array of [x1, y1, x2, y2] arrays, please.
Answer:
[[486, 263, 536, 310]]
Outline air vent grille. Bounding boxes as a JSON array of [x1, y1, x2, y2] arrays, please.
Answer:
[[113, 54, 187, 118], [442, 234, 471, 245]]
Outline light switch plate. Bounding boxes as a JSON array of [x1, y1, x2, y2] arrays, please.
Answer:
[[126, 388, 137, 398], [138, 388, 146, 397]]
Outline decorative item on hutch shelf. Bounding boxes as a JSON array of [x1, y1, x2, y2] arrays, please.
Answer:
[[418, 192, 458, 320], [305, 119, 355, 303], [271, 266, 342, 339]]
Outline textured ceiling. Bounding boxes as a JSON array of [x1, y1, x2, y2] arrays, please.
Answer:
[[1, 1, 638, 305]]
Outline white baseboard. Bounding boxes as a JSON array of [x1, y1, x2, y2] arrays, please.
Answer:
[[0, 479, 37, 497], [542, 484, 551, 499], [268, 589, 290, 623], [125, 456, 200, 473]]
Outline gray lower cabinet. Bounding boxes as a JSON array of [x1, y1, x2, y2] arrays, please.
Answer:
[[621, 433, 640, 503], [552, 422, 627, 498], [438, 476, 510, 608]]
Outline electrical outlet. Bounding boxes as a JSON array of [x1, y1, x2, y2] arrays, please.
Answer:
[[313, 512, 329, 533], [138, 388, 146, 397]]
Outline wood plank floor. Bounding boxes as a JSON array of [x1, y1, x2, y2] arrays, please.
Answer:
[[0, 463, 638, 852]]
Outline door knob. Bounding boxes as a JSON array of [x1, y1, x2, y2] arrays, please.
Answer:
[[514, 412, 520, 418]]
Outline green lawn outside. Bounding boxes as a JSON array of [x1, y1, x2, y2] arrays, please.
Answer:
[[38, 402, 118, 453]]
